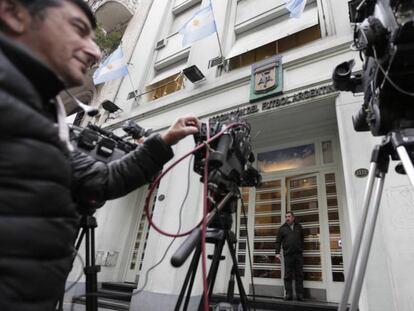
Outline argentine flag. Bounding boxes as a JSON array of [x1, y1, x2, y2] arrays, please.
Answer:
[[286, 0, 307, 18], [178, 4, 217, 46], [93, 46, 128, 85]]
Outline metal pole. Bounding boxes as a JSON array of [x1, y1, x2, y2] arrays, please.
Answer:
[[209, 0, 224, 57], [127, 71, 139, 101], [350, 173, 386, 311], [338, 161, 377, 311]]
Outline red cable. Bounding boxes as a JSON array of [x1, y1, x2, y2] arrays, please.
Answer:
[[201, 122, 210, 311], [144, 122, 246, 238]]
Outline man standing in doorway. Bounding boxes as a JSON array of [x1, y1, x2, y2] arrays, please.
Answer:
[[275, 211, 305, 301]]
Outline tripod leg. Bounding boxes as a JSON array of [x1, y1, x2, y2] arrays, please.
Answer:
[[85, 227, 92, 311], [349, 173, 385, 311], [396, 146, 414, 188], [227, 267, 235, 303], [198, 236, 226, 311], [338, 161, 377, 311], [175, 246, 202, 311], [75, 228, 86, 251], [90, 228, 98, 311], [207, 237, 226, 296], [226, 235, 249, 311], [84, 225, 99, 311], [183, 247, 202, 311]]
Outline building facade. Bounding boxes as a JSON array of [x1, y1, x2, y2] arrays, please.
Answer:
[[66, 1, 414, 310]]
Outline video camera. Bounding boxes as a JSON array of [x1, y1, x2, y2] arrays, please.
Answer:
[[332, 0, 414, 136], [193, 116, 262, 195], [122, 120, 153, 140]]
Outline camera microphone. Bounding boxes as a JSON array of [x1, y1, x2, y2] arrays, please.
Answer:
[[64, 90, 99, 117], [122, 120, 152, 140]]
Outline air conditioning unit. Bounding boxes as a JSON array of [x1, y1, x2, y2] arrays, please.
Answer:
[[155, 38, 167, 50], [127, 90, 138, 100], [208, 56, 225, 68]]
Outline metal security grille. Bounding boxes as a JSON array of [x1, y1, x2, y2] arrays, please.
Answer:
[[325, 173, 344, 282], [252, 180, 282, 278], [288, 175, 323, 282]]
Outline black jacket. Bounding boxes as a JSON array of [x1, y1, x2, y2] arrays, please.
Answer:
[[275, 222, 304, 256], [0, 34, 173, 311]]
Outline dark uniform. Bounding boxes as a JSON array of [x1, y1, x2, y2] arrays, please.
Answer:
[[275, 221, 305, 299], [0, 34, 174, 311]]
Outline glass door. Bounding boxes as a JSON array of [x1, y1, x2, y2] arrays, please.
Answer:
[[287, 174, 324, 284], [236, 180, 285, 295], [252, 180, 283, 279]]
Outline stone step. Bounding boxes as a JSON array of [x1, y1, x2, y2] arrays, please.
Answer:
[[97, 289, 133, 302], [72, 296, 130, 311], [101, 281, 137, 293]]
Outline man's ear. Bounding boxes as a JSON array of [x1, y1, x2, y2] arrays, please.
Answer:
[[0, 0, 31, 35]]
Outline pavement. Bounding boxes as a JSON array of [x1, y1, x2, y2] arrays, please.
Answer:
[[63, 303, 270, 311]]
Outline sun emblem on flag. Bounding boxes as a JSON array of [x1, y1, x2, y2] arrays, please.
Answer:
[[192, 19, 200, 27], [106, 64, 113, 70]]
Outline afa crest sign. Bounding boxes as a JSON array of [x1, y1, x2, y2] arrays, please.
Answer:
[[250, 56, 283, 102]]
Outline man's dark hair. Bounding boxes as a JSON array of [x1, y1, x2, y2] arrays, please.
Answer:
[[18, 0, 96, 29], [286, 211, 295, 217]]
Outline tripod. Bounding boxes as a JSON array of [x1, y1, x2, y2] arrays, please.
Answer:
[[74, 213, 101, 311], [55, 210, 101, 311], [338, 128, 414, 311], [55, 211, 101, 311], [171, 192, 249, 311]]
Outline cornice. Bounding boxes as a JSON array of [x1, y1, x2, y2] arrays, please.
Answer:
[[105, 36, 353, 131]]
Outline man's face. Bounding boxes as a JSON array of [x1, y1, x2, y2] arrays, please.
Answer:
[[285, 213, 295, 225], [20, 1, 101, 87]]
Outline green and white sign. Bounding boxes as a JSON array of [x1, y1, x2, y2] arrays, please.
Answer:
[[249, 55, 283, 102]]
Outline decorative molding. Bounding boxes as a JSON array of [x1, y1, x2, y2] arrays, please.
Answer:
[[154, 47, 190, 70], [235, 0, 317, 35]]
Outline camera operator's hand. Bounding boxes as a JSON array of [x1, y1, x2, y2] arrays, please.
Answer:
[[161, 115, 200, 146]]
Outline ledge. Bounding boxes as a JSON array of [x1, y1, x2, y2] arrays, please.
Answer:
[[234, 0, 317, 35], [104, 35, 354, 131], [172, 0, 202, 15]]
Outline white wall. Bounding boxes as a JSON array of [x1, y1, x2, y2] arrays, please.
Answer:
[[136, 136, 206, 295]]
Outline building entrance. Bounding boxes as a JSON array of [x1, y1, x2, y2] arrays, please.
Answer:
[[236, 139, 346, 302]]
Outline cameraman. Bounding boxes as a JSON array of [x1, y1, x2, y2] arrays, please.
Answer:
[[0, 1, 199, 310]]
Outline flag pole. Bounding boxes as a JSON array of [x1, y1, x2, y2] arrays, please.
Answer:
[[126, 65, 138, 101], [119, 41, 138, 102], [209, 0, 223, 57]]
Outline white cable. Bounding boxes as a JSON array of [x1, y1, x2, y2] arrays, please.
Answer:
[[65, 249, 86, 293], [373, 46, 414, 97]]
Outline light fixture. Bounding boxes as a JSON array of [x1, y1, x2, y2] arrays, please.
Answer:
[[101, 100, 123, 122], [182, 65, 205, 83], [101, 100, 122, 113]]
